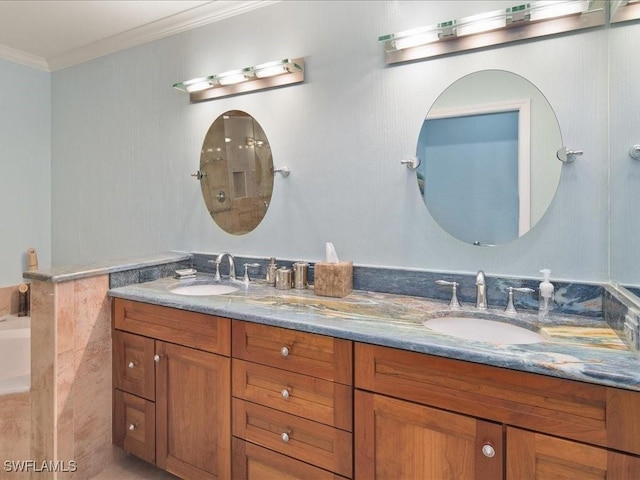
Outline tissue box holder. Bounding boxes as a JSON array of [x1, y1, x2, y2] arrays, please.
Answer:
[[314, 261, 353, 298]]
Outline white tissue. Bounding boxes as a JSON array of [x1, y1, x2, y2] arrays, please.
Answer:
[[325, 242, 340, 263]]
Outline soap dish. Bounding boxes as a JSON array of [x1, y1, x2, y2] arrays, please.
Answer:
[[174, 268, 197, 279]]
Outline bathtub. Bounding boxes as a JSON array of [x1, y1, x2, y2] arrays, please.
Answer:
[[0, 314, 30, 394]]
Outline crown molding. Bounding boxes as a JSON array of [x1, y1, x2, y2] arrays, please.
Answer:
[[0, 44, 49, 71], [0, 1, 279, 72]]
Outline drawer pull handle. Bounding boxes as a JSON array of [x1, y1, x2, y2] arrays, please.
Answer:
[[280, 346, 289, 357], [281, 388, 290, 399], [129, 423, 136, 431], [482, 444, 495, 458], [128, 361, 135, 368], [281, 432, 290, 443], [154, 354, 160, 362]]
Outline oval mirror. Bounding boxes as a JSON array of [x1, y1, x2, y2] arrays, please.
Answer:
[[416, 70, 562, 246], [199, 110, 274, 235]]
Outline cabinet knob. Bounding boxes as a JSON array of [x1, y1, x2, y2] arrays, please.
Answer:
[[481, 443, 495, 458], [129, 424, 136, 431], [281, 432, 290, 443], [281, 388, 290, 399], [154, 354, 160, 362], [128, 361, 135, 368], [280, 346, 289, 357]]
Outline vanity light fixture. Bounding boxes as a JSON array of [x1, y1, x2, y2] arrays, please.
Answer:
[[173, 58, 304, 103], [610, 0, 640, 23], [455, 9, 507, 37], [379, 1, 604, 64]]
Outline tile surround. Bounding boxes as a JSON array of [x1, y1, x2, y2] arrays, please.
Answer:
[[29, 275, 116, 479], [0, 391, 30, 480]]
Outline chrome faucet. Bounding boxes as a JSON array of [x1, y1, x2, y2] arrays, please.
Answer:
[[476, 270, 488, 309], [210, 252, 236, 281]]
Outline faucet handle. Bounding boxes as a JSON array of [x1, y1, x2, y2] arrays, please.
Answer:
[[435, 280, 462, 309], [243, 263, 261, 286], [208, 259, 222, 281], [505, 287, 535, 314]]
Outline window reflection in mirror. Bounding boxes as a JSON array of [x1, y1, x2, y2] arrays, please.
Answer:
[[199, 110, 274, 235], [416, 70, 562, 246]]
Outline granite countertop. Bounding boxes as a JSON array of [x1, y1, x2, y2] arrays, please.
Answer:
[[108, 273, 640, 393], [23, 251, 191, 283]]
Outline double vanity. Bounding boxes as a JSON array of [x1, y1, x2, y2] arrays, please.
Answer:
[[105, 258, 640, 479]]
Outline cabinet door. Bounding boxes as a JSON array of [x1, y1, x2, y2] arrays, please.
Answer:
[[156, 341, 231, 480], [507, 427, 640, 479], [355, 391, 502, 480]]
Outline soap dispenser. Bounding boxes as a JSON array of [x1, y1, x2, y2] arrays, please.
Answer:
[[538, 269, 554, 320]]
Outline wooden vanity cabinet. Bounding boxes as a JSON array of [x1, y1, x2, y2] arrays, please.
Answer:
[[231, 321, 353, 479], [354, 342, 640, 480], [112, 299, 231, 480]]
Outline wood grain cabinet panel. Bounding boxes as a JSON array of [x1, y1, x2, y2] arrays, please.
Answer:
[[355, 390, 502, 480], [232, 438, 349, 480], [355, 342, 640, 479], [232, 359, 352, 431], [114, 298, 230, 355], [112, 298, 232, 480], [233, 399, 353, 477], [355, 343, 620, 451], [232, 321, 352, 384], [156, 341, 231, 480], [507, 427, 640, 480], [113, 389, 155, 464], [113, 330, 155, 400]]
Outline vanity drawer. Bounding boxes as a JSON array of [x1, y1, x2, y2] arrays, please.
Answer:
[[113, 330, 155, 400], [113, 298, 230, 355], [232, 359, 352, 431], [233, 438, 349, 480], [233, 398, 352, 477], [113, 390, 155, 464], [355, 343, 640, 455], [232, 321, 353, 384]]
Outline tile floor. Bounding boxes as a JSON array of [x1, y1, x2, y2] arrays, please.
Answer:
[[90, 455, 180, 480]]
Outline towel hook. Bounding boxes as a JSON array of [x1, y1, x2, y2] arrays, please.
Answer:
[[273, 166, 290, 178], [401, 156, 421, 170]]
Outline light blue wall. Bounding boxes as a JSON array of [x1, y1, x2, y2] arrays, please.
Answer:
[[610, 20, 640, 288], [0, 59, 51, 287], [50, 1, 610, 283]]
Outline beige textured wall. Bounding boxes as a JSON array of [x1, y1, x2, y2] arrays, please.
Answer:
[[30, 275, 116, 479], [0, 391, 30, 479]]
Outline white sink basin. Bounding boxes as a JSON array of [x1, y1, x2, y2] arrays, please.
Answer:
[[423, 315, 544, 345], [168, 284, 239, 296]]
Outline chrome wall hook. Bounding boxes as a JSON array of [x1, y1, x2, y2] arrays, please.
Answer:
[[273, 166, 290, 177], [630, 145, 640, 160], [556, 146, 583, 163], [191, 170, 207, 180], [401, 156, 421, 170]]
